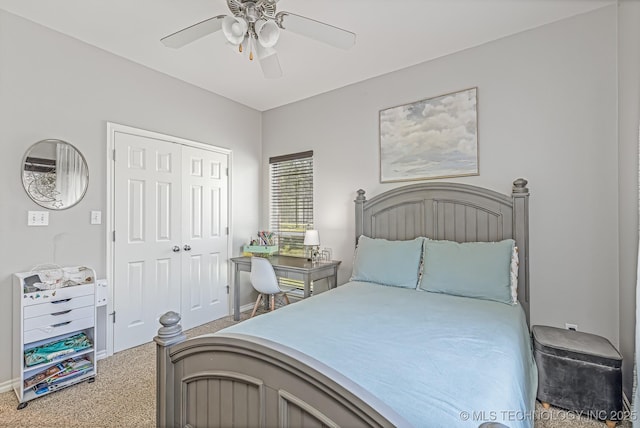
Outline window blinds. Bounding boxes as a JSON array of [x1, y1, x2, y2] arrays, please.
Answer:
[[269, 150, 313, 257]]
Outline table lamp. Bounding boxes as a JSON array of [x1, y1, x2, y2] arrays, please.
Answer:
[[304, 230, 320, 263]]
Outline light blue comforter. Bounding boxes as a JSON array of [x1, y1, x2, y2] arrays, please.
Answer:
[[221, 281, 537, 428]]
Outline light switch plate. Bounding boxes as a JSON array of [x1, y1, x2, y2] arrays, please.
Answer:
[[90, 210, 102, 225], [96, 279, 108, 306], [28, 211, 49, 226]]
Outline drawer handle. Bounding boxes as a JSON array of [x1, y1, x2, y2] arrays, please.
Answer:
[[51, 310, 72, 316], [51, 321, 72, 328], [51, 298, 72, 304]]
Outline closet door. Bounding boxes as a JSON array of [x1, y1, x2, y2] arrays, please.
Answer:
[[113, 132, 182, 352], [180, 146, 229, 330]]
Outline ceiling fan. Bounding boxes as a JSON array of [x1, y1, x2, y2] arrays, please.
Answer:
[[160, 0, 356, 79]]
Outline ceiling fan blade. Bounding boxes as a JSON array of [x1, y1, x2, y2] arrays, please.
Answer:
[[161, 15, 226, 48], [276, 12, 355, 50], [257, 46, 283, 79]]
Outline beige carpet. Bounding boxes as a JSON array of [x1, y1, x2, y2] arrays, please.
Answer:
[[0, 309, 629, 427]]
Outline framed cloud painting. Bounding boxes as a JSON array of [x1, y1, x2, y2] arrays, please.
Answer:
[[379, 87, 478, 182]]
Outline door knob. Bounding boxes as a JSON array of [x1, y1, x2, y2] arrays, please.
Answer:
[[183, 245, 192, 251], [172, 246, 181, 252]]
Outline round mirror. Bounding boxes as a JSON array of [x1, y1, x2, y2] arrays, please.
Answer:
[[22, 139, 89, 210]]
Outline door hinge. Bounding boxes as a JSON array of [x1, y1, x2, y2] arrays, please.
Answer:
[[110, 311, 116, 323], [225, 226, 229, 235], [113, 149, 116, 161], [112, 231, 116, 242], [225, 167, 229, 176], [226, 285, 230, 294]]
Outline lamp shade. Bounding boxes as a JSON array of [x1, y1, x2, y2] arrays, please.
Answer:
[[255, 19, 280, 48], [304, 230, 320, 246], [222, 15, 248, 45]]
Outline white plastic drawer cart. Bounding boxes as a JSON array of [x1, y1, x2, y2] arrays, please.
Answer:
[[12, 266, 97, 409]]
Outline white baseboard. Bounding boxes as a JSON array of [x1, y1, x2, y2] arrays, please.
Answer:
[[0, 378, 15, 394], [239, 303, 254, 313], [96, 350, 108, 360]]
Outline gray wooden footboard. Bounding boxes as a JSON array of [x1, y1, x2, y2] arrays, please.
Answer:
[[155, 312, 410, 428]]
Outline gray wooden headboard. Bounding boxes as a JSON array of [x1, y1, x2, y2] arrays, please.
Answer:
[[354, 178, 530, 324]]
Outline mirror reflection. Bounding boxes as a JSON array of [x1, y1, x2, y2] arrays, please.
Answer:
[[22, 139, 88, 210]]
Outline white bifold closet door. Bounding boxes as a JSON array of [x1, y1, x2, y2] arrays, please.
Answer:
[[113, 132, 228, 352]]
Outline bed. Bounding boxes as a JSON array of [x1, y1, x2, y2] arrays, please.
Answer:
[[155, 178, 535, 428]]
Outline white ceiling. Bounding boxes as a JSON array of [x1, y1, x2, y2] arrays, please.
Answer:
[[0, 0, 614, 111]]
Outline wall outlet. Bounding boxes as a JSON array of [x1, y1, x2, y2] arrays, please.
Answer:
[[27, 211, 49, 226], [565, 323, 578, 331]]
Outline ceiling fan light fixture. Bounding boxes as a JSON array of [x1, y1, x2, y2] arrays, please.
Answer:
[[161, 0, 356, 79], [255, 19, 280, 48], [222, 15, 248, 45]]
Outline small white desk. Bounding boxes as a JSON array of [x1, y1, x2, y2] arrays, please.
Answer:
[[230, 256, 341, 321]]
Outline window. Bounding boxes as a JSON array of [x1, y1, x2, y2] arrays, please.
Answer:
[[269, 150, 313, 257]]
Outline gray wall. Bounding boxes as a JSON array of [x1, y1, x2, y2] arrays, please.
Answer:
[[0, 11, 261, 386], [263, 5, 620, 355], [617, 1, 640, 399]]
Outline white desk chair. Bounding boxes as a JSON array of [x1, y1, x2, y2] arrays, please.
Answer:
[[250, 257, 290, 318]]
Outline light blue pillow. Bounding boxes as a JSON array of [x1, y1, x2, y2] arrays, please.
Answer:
[[350, 236, 424, 289], [419, 239, 515, 304]]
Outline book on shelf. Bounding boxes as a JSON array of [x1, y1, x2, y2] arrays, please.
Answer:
[[32, 365, 93, 395], [24, 356, 92, 389], [24, 362, 63, 388]]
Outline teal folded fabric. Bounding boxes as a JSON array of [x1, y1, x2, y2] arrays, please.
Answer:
[[24, 332, 92, 367], [350, 235, 423, 289], [420, 239, 515, 304]]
